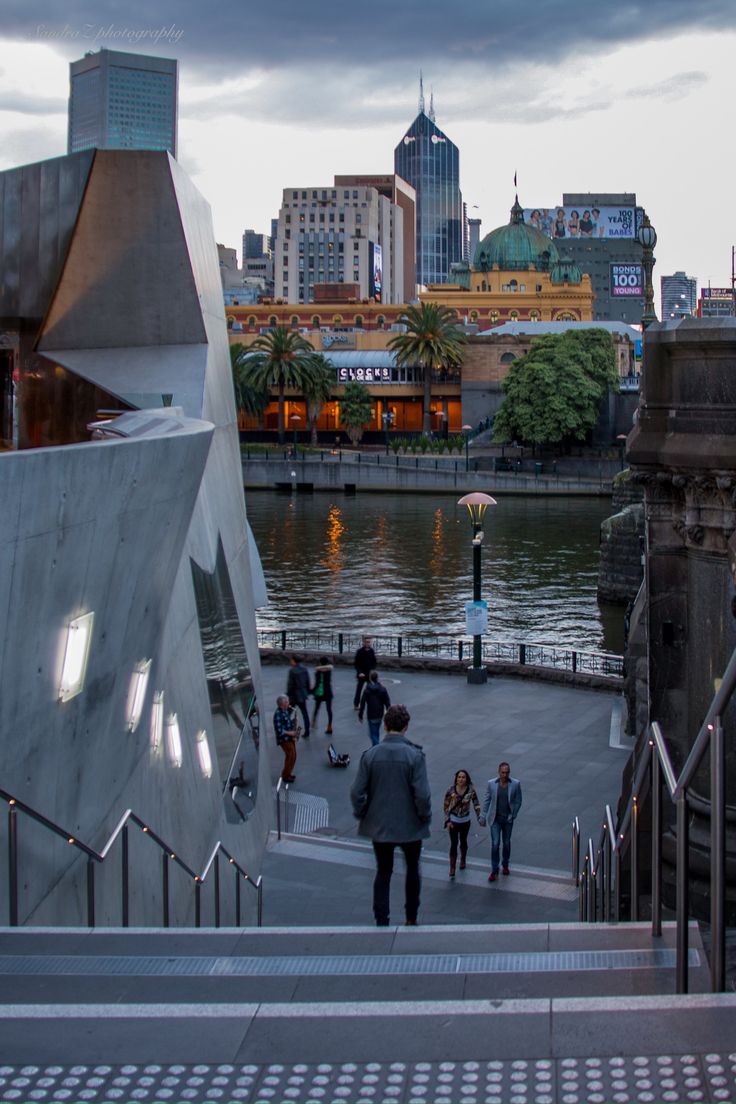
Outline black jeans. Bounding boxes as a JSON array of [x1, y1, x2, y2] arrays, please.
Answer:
[[371, 840, 422, 926], [448, 820, 471, 861], [312, 698, 333, 727]]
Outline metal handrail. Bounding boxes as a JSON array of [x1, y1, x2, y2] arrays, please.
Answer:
[[275, 777, 291, 840], [1, 786, 262, 929], [573, 641, 736, 994], [258, 629, 623, 680]]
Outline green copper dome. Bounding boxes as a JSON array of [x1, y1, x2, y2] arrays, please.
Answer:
[[474, 198, 560, 272], [550, 255, 583, 284]]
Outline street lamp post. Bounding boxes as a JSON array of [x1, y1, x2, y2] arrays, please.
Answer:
[[290, 413, 301, 457], [637, 214, 658, 330], [382, 409, 394, 454], [616, 433, 628, 471], [458, 492, 497, 685], [462, 424, 472, 472]]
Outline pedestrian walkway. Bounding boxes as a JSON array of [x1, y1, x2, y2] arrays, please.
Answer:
[[259, 662, 627, 926]]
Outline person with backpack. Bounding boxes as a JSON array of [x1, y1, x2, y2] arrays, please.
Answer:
[[358, 670, 391, 746], [286, 654, 311, 739], [311, 655, 334, 734]]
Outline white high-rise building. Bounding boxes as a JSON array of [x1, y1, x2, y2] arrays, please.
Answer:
[[275, 182, 404, 304]]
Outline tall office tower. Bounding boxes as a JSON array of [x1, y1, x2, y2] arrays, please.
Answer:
[[334, 174, 416, 301], [394, 81, 463, 287], [68, 49, 178, 157], [661, 271, 697, 319], [276, 181, 405, 304], [242, 229, 270, 261]]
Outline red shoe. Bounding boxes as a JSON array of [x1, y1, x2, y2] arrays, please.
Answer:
[[502, 866, 510, 875], [449, 858, 456, 878], [488, 871, 497, 882], [459, 857, 466, 870]]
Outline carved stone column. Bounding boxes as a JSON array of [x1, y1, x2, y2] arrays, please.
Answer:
[[627, 317, 736, 918]]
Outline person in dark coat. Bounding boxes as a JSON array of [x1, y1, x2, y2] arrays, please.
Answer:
[[353, 635, 377, 708], [350, 704, 432, 927], [286, 654, 311, 738], [358, 670, 391, 746], [311, 655, 334, 734]]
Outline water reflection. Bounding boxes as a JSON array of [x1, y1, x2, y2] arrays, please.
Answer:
[[247, 491, 624, 654]]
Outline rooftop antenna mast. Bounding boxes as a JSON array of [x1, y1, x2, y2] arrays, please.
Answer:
[[419, 72, 425, 114], [429, 88, 436, 122]]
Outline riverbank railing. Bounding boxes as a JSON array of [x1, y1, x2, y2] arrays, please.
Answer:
[[257, 629, 623, 680], [572, 640, 736, 994]]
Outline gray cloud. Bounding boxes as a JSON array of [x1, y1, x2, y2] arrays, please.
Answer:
[[625, 71, 709, 101], [0, 90, 66, 116]]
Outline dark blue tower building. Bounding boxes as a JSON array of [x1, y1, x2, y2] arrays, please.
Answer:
[[394, 81, 463, 288]]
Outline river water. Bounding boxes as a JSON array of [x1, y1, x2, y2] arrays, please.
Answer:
[[246, 489, 625, 655]]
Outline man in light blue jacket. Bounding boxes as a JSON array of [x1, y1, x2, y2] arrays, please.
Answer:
[[479, 762, 522, 882]]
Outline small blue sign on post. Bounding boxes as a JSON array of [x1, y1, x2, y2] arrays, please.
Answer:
[[465, 600, 488, 636]]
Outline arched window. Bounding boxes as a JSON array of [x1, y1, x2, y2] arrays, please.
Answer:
[[509, 279, 518, 291], [529, 310, 540, 322], [290, 315, 300, 329], [500, 352, 517, 364], [268, 315, 278, 327], [226, 316, 235, 330], [470, 311, 478, 322], [481, 280, 487, 292], [555, 311, 576, 321], [510, 310, 519, 321], [490, 310, 499, 323], [377, 315, 386, 330], [247, 315, 257, 330], [311, 315, 321, 329], [334, 314, 343, 324], [354, 315, 364, 328]]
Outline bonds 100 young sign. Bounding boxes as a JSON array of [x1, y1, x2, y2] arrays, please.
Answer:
[[610, 263, 643, 298]]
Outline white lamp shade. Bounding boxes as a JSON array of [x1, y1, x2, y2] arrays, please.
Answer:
[[59, 612, 94, 702]]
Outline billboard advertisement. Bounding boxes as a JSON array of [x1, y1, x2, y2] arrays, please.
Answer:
[[701, 288, 731, 298], [524, 206, 637, 240], [370, 242, 383, 303], [610, 263, 643, 298], [337, 366, 392, 384]]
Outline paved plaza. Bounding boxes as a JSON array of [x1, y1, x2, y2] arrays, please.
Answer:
[[258, 662, 629, 927]]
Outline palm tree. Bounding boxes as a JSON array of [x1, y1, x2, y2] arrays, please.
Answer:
[[230, 343, 270, 426], [234, 327, 315, 443], [303, 353, 335, 445], [388, 303, 466, 435], [340, 381, 374, 446]]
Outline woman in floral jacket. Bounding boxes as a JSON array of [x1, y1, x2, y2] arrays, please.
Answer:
[[443, 769, 482, 878]]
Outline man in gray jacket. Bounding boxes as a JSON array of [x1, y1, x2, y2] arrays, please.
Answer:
[[350, 704, 432, 926], [479, 762, 522, 881]]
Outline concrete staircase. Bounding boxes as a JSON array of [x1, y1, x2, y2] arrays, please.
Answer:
[[1, 917, 735, 1102]]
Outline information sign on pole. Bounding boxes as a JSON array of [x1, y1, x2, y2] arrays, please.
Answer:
[[465, 600, 488, 636]]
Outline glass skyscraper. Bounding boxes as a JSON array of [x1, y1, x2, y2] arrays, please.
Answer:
[[394, 99, 462, 288], [68, 49, 178, 158]]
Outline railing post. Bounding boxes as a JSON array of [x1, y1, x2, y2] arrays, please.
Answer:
[[571, 818, 579, 886], [603, 830, 611, 921], [597, 844, 605, 921], [587, 847, 596, 922], [281, 630, 286, 651], [285, 785, 291, 835], [195, 879, 201, 927], [711, 716, 726, 992], [86, 858, 96, 927], [651, 752, 662, 937], [519, 644, 526, 666], [214, 852, 221, 929], [235, 868, 241, 927], [276, 784, 282, 841], [122, 823, 129, 928], [676, 792, 690, 993], [572, 651, 578, 674], [397, 637, 402, 658], [162, 852, 170, 928], [614, 845, 622, 923], [338, 632, 344, 654], [630, 796, 639, 921], [257, 879, 263, 927], [458, 640, 464, 663], [8, 804, 18, 927]]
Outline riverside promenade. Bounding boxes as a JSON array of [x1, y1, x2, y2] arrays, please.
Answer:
[[258, 661, 631, 927], [242, 450, 617, 496]]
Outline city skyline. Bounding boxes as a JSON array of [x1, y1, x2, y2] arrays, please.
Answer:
[[0, 0, 734, 293]]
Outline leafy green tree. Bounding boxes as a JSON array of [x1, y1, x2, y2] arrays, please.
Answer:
[[493, 329, 618, 447], [339, 381, 374, 446], [388, 302, 466, 435], [233, 327, 315, 443], [230, 343, 270, 425], [303, 353, 335, 445]]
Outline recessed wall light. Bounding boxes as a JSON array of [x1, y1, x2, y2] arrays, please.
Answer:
[[127, 659, 152, 732], [59, 612, 94, 702], [150, 690, 164, 753], [165, 713, 182, 768], [196, 729, 212, 778]]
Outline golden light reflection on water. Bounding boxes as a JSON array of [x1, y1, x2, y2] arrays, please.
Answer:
[[429, 507, 445, 577], [321, 503, 345, 574]]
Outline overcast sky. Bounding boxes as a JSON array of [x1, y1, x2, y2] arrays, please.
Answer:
[[1, 0, 734, 297]]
